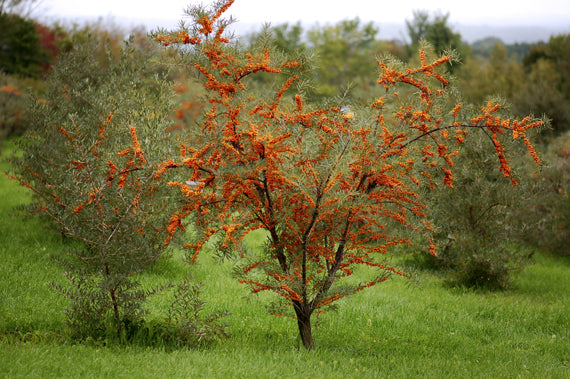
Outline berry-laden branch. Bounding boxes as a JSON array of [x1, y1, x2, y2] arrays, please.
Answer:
[[156, 0, 543, 350]]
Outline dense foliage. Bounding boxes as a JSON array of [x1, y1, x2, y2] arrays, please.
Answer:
[[520, 131, 570, 256], [415, 131, 537, 289], [0, 74, 37, 145], [154, 0, 543, 349]]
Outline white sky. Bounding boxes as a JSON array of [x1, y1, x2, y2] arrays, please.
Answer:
[[37, 0, 570, 31]]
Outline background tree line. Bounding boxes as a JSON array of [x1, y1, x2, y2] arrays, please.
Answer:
[[2, 6, 569, 139]]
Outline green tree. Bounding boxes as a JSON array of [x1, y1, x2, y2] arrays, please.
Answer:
[[513, 58, 570, 137], [307, 18, 380, 99], [406, 10, 469, 72], [517, 34, 570, 136], [458, 42, 524, 105], [270, 21, 307, 56], [406, 10, 430, 48], [0, 12, 51, 78]]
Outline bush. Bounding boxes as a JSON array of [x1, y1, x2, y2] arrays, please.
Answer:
[[415, 122, 537, 289], [153, 1, 543, 350], [10, 35, 226, 343], [0, 77, 26, 144], [520, 131, 570, 256]]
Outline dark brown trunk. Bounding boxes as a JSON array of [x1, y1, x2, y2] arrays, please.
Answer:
[[294, 302, 314, 350], [110, 287, 122, 338], [104, 261, 122, 338]]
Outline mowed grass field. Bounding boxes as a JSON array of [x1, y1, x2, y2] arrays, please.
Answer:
[[1, 139, 569, 378]]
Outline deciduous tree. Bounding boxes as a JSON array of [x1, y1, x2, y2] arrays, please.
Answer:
[[307, 18, 380, 98], [0, 12, 51, 78], [405, 10, 469, 72]]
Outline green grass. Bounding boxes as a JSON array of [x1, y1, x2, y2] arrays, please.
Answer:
[[1, 138, 569, 378], [0, 141, 67, 340]]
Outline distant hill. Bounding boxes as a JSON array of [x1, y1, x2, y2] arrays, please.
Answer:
[[227, 21, 569, 45], [49, 15, 569, 45], [453, 24, 570, 44]]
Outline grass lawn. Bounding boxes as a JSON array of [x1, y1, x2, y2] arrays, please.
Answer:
[[1, 139, 569, 378]]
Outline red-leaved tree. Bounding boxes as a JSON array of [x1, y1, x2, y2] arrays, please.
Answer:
[[157, 0, 543, 349]]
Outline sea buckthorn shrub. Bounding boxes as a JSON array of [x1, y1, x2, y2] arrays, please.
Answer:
[[520, 131, 570, 256], [10, 35, 227, 343], [154, 0, 543, 349], [415, 128, 538, 289]]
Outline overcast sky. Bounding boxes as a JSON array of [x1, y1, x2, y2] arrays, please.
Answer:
[[37, 0, 570, 38], [37, 0, 570, 25]]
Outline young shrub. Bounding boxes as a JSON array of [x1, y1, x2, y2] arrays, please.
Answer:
[[417, 129, 537, 289], [164, 282, 230, 345], [521, 131, 570, 256], [10, 36, 183, 341], [156, 0, 543, 350]]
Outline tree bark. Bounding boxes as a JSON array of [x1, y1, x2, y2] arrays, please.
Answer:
[[294, 302, 314, 350], [104, 261, 122, 339], [110, 287, 122, 338]]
